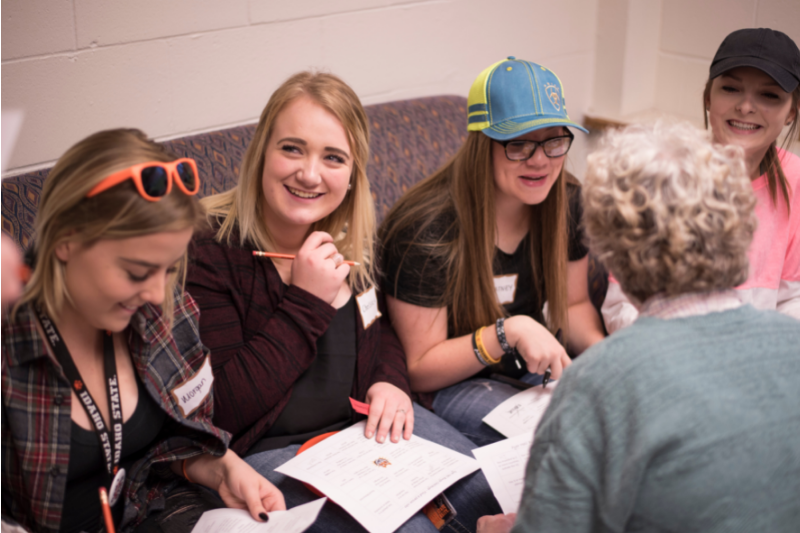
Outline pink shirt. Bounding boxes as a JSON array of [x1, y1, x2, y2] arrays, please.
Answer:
[[603, 148, 800, 333]]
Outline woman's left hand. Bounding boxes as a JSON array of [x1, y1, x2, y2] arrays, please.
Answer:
[[364, 382, 414, 443], [182, 450, 286, 521]]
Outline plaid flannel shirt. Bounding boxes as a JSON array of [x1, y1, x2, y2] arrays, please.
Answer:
[[2, 291, 230, 533]]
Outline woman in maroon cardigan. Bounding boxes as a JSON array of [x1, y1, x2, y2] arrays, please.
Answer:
[[186, 72, 500, 532]]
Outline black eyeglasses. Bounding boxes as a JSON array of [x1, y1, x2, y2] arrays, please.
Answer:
[[496, 130, 574, 161]]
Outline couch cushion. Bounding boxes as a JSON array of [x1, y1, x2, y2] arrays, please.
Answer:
[[361, 95, 467, 222]]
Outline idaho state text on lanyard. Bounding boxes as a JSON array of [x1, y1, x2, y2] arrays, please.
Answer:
[[35, 307, 123, 482]]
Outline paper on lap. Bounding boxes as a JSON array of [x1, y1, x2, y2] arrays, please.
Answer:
[[191, 497, 326, 533], [472, 432, 534, 514], [275, 421, 479, 533], [481, 381, 558, 438]]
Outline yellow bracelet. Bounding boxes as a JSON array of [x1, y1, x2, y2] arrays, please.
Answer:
[[475, 326, 501, 365]]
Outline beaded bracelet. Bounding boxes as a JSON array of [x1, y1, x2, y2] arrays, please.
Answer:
[[495, 317, 514, 355], [475, 326, 501, 365]]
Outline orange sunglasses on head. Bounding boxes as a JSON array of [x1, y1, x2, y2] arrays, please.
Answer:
[[86, 158, 200, 201]]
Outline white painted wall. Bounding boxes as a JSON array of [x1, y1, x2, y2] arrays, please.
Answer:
[[1, 0, 599, 174], [657, 0, 800, 124], [589, 0, 800, 125], [5, 0, 798, 176]]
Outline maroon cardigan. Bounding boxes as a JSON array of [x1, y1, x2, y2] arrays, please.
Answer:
[[186, 228, 412, 455]]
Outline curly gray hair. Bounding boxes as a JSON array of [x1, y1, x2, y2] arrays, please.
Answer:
[[583, 120, 757, 303]]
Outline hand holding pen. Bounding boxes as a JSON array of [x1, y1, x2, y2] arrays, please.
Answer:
[[542, 328, 564, 388], [500, 316, 570, 383]]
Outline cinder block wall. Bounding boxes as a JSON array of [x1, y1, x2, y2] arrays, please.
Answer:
[[656, 0, 800, 124], [1, 0, 599, 174]]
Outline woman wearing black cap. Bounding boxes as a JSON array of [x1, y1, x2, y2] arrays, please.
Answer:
[[603, 28, 800, 333]]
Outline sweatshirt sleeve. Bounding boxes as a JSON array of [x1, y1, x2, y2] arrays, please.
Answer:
[[776, 169, 800, 319], [186, 234, 336, 438]]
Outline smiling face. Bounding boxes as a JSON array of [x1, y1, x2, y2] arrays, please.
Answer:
[[55, 228, 193, 333], [707, 67, 797, 172], [260, 95, 353, 239], [491, 126, 567, 207]]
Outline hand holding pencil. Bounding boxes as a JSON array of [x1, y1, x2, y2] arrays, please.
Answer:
[[253, 251, 359, 266], [265, 231, 351, 306]]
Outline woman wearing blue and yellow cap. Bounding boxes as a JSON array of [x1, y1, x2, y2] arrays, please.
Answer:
[[379, 57, 605, 446]]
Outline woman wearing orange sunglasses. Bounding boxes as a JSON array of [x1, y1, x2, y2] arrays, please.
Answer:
[[2, 129, 285, 533]]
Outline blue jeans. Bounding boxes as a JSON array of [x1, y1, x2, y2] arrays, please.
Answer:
[[245, 403, 501, 533], [431, 374, 544, 447]]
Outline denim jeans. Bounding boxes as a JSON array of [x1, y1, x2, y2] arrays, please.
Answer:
[[431, 373, 544, 447], [244, 403, 501, 533]]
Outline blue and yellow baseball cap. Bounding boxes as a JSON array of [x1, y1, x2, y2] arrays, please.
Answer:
[[467, 57, 588, 141]]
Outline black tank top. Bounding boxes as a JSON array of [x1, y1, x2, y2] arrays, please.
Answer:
[[248, 295, 358, 454], [60, 374, 166, 533]]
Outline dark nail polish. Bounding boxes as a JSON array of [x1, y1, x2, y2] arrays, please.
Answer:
[[259, 512, 269, 522]]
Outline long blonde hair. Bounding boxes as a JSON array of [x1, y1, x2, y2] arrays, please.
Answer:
[[14, 129, 206, 324], [380, 131, 571, 341], [703, 79, 799, 214], [203, 71, 376, 290]]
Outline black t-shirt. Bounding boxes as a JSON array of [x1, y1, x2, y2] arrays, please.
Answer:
[[380, 182, 588, 337], [247, 295, 357, 455], [61, 375, 166, 533]]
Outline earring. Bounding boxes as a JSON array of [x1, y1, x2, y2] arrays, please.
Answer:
[[347, 183, 352, 190]]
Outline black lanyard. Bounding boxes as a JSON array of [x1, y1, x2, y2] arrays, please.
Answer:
[[35, 307, 123, 482]]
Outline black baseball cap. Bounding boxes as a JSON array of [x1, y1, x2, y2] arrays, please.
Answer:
[[710, 28, 800, 93]]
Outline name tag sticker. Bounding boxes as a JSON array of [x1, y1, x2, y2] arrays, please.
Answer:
[[171, 355, 214, 418], [356, 286, 382, 329], [494, 274, 518, 305]]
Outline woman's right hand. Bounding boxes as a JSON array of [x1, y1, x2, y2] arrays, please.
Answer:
[[504, 315, 571, 379], [291, 231, 350, 305]]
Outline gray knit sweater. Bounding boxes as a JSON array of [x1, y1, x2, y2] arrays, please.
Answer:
[[513, 306, 800, 533]]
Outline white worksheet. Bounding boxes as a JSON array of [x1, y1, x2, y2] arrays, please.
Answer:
[[191, 497, 326, 533], [482, 381, 558, 438], [275, 421, 480, 533], [472, 432, 534, 514]]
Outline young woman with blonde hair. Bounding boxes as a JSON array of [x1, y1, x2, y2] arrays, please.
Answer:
[[380, 57, 605, 446], [603, 28, 800, 332], [187, 71, 500, 532], [2, 129, 284, 533]]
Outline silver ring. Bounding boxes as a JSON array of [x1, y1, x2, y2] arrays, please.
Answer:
[[397, 409, 406, 414]]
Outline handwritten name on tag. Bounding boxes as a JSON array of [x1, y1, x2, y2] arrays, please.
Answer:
[[356, 286, 382, 329], [171, 355, 214, 418], [494, 274, 518, 305]]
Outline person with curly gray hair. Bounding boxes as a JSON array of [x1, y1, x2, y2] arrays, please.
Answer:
[[476, 121, 800, 533]]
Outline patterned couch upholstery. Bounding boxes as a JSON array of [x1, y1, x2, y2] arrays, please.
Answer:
[[1, 95, 607, 316]]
